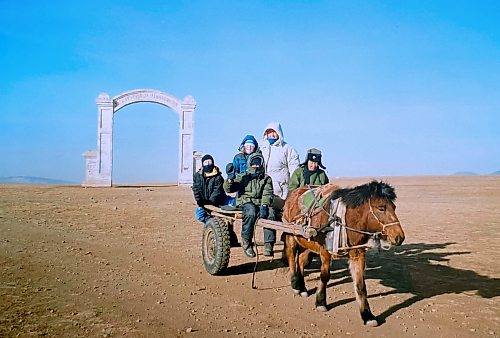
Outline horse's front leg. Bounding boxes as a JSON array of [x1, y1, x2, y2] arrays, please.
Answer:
[[348, 250, 378, 326], [315, 247, 331, 311], [286, 235, 306, 296]]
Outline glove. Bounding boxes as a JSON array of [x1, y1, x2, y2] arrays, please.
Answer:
[[195, 207, 208, 223], [226, 163, 236, 180], [259, 205, 269, 219]]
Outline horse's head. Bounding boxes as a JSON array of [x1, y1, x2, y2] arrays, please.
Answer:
[[366, 197, 405, 246], [334, 181, 405, 247]]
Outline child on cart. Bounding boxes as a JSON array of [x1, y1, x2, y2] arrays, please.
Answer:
[[224, 153, 274, 257]]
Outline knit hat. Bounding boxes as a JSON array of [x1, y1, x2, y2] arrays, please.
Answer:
[[250, 156, 263, 166], [201, 154, 214, 163]]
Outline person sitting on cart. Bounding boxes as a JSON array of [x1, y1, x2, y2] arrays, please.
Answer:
[[193, 154, 239, 246], [288, 148, 329, 194], [192, 154, 227, 224], [224, 152, 274, 258], [232, 135, 260, 175]]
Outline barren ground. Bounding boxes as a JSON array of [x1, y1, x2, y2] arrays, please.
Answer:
[[1, 176, 499, 337]]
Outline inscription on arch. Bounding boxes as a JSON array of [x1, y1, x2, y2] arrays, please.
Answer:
[[113, 89, 181, 113]]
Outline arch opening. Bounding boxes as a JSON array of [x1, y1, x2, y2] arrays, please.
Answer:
[[113, 102, 178, 185]]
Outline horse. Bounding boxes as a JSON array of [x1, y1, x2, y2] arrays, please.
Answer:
[[282, 180, 405, 326]]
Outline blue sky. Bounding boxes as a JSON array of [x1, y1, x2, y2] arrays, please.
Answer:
[[1, 0, 499, 183]]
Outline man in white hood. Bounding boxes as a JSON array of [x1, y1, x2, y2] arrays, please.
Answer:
[[260, 122, 300, 256]]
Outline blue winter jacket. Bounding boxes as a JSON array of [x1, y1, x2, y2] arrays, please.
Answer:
[[232, 135, 259, 175]]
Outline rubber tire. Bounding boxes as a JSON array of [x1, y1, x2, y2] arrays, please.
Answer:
[[202, 217, 231, 275]]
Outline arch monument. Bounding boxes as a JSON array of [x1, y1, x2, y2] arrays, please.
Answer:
[[82, 89, 197, 187]]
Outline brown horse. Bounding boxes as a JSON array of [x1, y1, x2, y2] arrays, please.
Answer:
[[282, 180, 405, 326]]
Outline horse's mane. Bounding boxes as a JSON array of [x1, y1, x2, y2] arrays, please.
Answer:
[[330, 180, 396, 208]]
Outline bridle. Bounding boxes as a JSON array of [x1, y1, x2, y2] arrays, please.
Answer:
[[367, 199, 401, 234]]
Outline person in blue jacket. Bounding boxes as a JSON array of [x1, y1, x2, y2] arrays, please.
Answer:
[[232, 135, 260, 175]]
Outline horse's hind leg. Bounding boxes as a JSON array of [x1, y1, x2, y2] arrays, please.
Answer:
[[296, 249, 310, 297], [348, 250, 378, 326], [286, 236, 306, 296], [315, 248, 330, 311]]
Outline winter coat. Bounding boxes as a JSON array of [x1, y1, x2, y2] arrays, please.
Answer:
[[260, 122, 300, 199], [224, 153, 274, 207], [288, 165, 329, 194], [233, 153, 250, 175], [192, 166, 226, 207]]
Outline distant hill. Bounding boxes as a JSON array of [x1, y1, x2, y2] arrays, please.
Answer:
[[0, 176, 76, 185], [451, 171, 478, 176], [491, 171, 500, 176]]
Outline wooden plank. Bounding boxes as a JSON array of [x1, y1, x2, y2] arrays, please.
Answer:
[[204, 205, 242, 215], [203, 205, 306, 235], [256, 219, 305, 235]]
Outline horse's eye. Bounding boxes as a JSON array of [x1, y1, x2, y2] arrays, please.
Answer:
[[377, 206, 386, 212]]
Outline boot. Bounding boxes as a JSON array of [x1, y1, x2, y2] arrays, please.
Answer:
[[241, 239, 256, 258], [263, 242, 274, 257]]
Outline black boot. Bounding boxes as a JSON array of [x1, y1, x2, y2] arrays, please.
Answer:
[[241, 239, 256, 258]]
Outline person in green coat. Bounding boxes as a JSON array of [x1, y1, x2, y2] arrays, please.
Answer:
[[224, 152, 274, 258], [288, 148, 329, 194]]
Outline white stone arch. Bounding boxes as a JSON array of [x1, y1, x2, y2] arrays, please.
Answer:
[[82, 89, 196, 187]]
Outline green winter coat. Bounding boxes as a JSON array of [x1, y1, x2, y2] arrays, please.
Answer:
[[224, 153, 274, 207], [288, 166, 329, 194]]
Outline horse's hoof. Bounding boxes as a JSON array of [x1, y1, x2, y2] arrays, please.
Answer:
[[316, 305, 328, 312], [300, 291, 308, 297], [365, 319, 379, 327], [292, 289, 301, 295]]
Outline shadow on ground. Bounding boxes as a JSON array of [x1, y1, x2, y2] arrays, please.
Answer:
[[226, 242, 500, 321]]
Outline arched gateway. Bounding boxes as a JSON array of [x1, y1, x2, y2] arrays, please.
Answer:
[[82, 89, 197, 187]]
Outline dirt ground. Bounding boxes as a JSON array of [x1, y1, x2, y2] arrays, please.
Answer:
[[1, 176, 499, 337]]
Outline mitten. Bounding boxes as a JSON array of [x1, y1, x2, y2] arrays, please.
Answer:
[[195, 207, 208, 223], [226, 163, 236, 180]]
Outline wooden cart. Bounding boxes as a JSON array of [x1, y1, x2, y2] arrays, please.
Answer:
[[202, 205, 315, 275]]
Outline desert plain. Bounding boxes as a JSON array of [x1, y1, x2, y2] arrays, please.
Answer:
[[1, 176, 499, 337]]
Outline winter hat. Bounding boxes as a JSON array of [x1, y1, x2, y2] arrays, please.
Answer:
[[302, 148, 326, 169], [250, 156, 263, 166], [201, 154, 214, 163], [239, 135, 259, 151]]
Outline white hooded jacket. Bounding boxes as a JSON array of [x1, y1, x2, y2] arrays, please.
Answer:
[[260, 122, 300, 199]]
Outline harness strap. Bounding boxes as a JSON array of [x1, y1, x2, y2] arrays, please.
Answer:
[[368, 199, 401, 231]]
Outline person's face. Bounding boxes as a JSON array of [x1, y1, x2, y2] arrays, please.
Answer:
[[265, 129, 279, 140], [307, 160, 319, 171], [244, 144, 255, 154], [202, 159, 213, 166]]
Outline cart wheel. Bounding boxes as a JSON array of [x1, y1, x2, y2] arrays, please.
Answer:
[[202, 217, 231, 275]]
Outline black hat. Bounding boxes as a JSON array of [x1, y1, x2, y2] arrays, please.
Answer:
[[250, 156, 263, 166], [201, 154, 214, 163], [303, 148, 326, 169]]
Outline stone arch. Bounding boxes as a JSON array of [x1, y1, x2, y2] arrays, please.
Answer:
[[82, 89, 196, 187]]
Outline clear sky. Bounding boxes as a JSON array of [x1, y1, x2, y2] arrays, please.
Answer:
[[1, 0, 499, 183]]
